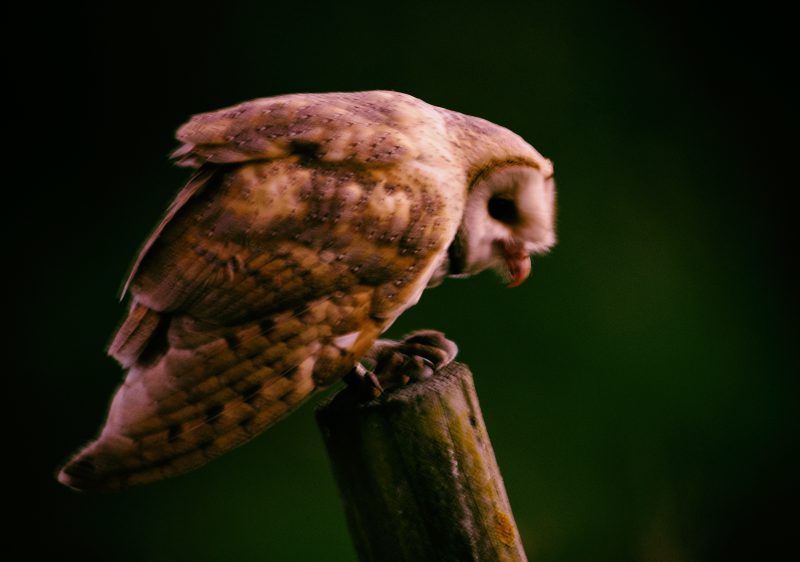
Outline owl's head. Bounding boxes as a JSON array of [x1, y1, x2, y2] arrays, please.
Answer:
[[447, 164, 556, 287]]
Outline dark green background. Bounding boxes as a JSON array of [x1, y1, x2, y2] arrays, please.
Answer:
[[10, 1, 795, 560]]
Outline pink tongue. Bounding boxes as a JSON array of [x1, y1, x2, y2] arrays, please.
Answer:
[[507, 255, 531, 288]]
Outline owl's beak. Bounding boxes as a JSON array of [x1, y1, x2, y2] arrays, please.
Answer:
[[501, 238, 531, 288]]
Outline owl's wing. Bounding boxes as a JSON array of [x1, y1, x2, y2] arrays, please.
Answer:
[[59, 140, 460, 491], [120, 92, 423, 300]]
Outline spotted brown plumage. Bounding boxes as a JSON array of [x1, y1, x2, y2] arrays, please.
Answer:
[[58, 90, 556, 491]]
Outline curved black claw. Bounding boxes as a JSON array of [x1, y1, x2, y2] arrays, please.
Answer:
[[343, 364, 383, 401]]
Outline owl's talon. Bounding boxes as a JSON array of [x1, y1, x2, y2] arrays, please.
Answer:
[[365, 370, 384, 395], [407, 356, 435, 382], [343, 364, 383, 401]]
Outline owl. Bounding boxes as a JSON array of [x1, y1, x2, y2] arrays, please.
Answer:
[[58, 90, 556, 491]]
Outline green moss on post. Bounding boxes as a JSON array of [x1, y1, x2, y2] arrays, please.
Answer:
[[316, 362, 528, 562]]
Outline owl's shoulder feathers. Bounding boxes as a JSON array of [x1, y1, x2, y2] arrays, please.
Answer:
[[171, 91, 438, 169]]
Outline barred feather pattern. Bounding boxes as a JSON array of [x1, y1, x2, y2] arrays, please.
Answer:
[[59, 146, 459, 491]]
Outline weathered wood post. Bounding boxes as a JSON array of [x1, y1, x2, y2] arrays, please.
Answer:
[[315, 362, 528, 562]]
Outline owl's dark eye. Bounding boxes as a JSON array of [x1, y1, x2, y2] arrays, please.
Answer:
[[488, 196, 519, 225]]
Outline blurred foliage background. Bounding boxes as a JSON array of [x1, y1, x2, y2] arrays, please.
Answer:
[[9, 1, 795, 560]]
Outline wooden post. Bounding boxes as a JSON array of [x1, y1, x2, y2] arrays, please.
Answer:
[[315, 362, 528, 562]]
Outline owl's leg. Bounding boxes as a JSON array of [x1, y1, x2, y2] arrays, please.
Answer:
[[365, 330, 459, 389]]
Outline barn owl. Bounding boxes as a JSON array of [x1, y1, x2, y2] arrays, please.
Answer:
[[58, 90, 556, 491]]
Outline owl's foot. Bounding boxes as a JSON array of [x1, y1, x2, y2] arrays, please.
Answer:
[[366, 330, 459, 389]]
